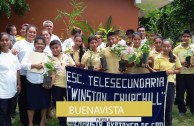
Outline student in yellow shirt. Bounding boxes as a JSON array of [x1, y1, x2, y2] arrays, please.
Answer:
[[50, 40, 75, 126], [16, 24, 29, 41], [71, 34, 85, 68], [129, 32, 150, 74], [173, 30, 194, 116], [102, 32, 120, 73], [81, 35, 102, 71], [149, 39, 181, 126], [149, 36, 163, 68]]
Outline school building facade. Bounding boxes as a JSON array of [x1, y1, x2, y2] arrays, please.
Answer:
[[0, 0, 173, 41]]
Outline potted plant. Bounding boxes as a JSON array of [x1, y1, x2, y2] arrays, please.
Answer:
[[128, 40, 151, 67], [87, 50, 94, 71], [43, 55, 57, 86], [110, 41, 128, 72], [185, 47, 193, 67], [98, 48, 108, 71]]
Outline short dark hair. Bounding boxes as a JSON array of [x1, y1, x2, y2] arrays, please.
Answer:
[[26, 24, 37, 32], [182, 30, 192, 37], [107, 32, 117, 39], [126, 29, 135, 36], [132, 32, 142, 39], [34, 36, 46, 46], [6, 24, 15, 34], [137, 25, 146, 31], [50, 39, 61, 48], [71, 27, 81, 36]]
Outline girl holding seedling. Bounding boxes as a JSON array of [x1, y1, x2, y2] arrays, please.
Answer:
[[50, 40, 75, 126], [129, 32, 150, 74], [81, 35, 102, 71]]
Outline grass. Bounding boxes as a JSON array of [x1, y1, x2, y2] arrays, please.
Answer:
[[11, 105, 194, 126], [172, 105, 194, 126]]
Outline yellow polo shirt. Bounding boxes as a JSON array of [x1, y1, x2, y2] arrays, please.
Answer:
[[72, 49, 81, 65], [154, 54, 182, 83], [173, 44, 194, 74], [149, 49, 160, 59], [81, 50, 101, 70], [103, 47, 120, 73], [53, 53, 75, 88]]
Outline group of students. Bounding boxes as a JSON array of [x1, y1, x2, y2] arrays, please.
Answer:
[[0, 20, 194, 126]]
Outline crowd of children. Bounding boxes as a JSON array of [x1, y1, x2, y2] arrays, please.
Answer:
[[0, 20, 194, 126]]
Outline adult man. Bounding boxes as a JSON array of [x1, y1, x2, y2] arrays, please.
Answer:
[[137, 25, 147, 45], [43, 20, 61, 42]]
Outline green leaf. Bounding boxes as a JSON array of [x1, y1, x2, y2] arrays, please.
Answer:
[[106, 16, 112, 30]]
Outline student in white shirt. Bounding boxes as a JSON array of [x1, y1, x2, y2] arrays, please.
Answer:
[[12, 24, 37, 126], [62, 27, 82, 52], [21, 36, 50, 126], [95, 33, 106, 51], [0, 32, 21, 126]]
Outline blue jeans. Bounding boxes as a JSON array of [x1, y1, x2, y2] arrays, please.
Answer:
[[0, 94, 17, 126]]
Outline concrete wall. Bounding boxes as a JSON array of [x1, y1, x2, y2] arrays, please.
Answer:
[[0, 0, 138, 41]]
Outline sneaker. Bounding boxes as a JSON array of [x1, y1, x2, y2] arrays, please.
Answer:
[[179, 112, 185, 117]]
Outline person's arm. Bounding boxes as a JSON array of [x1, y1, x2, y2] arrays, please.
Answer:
[[17, 70, 21, 94]]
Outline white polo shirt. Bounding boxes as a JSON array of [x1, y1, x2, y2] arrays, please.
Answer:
[[12, 39, 34, 75], [0, 50, 20, 99]]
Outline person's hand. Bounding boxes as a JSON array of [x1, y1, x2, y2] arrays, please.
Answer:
[[17, 84, 21, 94], [34, 63, 43, 69], [181, 62, 190, 68], [11, 48, 18, 55], [141, 63, 149, 68], [42, 84, 52, 89], [166, 70, 174, 75]]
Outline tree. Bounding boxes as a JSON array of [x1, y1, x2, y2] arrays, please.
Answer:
[[0, 0, 29, 18], [138, 0, 194, 44]]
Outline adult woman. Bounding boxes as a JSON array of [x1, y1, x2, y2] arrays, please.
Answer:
[[21, 36, 50, 126], [41, 29, 52, 55], [0, 32, 21, 126], [12, 24, 37, 126]]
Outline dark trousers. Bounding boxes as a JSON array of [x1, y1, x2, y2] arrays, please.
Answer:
[[0, 94, 17, 126], [18, 75, 40, 126], [52, 86, 67, 126], [10, 93, 17, 116], [18, 75, 28, 125], [176, 74, 194, 113], [165, 82, 175, 126]]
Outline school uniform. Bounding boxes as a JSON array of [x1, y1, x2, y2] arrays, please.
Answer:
[[154, 54, 182, 126], [21, 52, 50, 110], [103, 47, 120, 73], [173, 44, 194, 114], [12, 39, 37, 125], [62, 38, 74, 52], [52, 53, 75, 126], [0, 50, 20, 126], [71, 48, 81, 65], [81, 50, 101, 70]]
